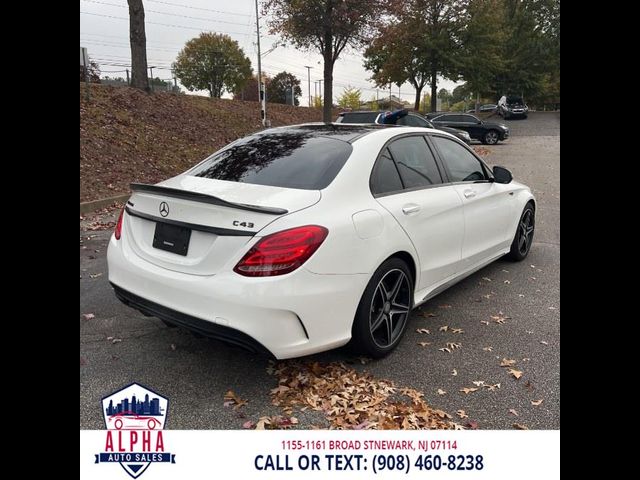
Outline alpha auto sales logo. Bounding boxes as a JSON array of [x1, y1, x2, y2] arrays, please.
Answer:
[[95, 383, 175, 478]]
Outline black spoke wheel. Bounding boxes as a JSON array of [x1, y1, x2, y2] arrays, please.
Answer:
[[351, 258, 413, 358], [507, 203, 535, 261]]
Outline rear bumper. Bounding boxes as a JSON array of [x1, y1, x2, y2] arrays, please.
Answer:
[[113, 284, 274, 356], [107, 233, 369, 359]]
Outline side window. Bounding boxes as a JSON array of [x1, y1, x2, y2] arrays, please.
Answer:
[[387, 136, 443, 188], [433, 115, 450, 122], [402, 115, 429, 127], [432, 136, 488, 182], [370, 148, 403, 195], [462, 115, 479, 123]]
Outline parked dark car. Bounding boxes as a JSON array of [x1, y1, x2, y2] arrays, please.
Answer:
[[430, 113, 509, 145], [336, 110, 472, 145], [498, 96, 528, 119]]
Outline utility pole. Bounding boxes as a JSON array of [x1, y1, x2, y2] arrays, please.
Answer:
[[126, 69, 130, 85], [304, 66, 312, 107], [148, 66, 155, 91], [255, 0, 266, 126], [318, 79, 323, 99]]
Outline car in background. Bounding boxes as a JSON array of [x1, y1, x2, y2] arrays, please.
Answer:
[[108, 123, 535, 359], [498, 96, 528, 119], [336, 110, 472, 144], [466, 104, 498, 114], [430, 113, 509, 145]]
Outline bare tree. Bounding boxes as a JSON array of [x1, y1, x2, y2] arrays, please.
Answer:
[[128, 0, 149, 92]]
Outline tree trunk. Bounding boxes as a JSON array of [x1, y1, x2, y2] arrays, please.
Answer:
[[128, 0, 149, 92], [322, 45, 333, 123], [430, 70, 437, 112], [414, 86, 423, 111]]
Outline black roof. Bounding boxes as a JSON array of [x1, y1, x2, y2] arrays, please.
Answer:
[[261, 122, 391, 143]]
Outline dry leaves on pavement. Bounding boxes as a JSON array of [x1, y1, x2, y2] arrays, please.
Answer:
[[224, 390, 248, 410], [265, 361, 456, 430]]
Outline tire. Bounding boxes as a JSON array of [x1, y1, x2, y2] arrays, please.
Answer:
[[482, 130, 500, 145], [351, 258, 413, 358], [506, 203, 535, 261]]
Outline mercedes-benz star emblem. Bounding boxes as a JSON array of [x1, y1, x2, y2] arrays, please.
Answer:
[[159, 202, 170, 217]]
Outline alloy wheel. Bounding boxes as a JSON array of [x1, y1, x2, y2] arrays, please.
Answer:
[[518, 209, 535, 255], [485, 131, 499, 144], [369, 269, 411, 348]]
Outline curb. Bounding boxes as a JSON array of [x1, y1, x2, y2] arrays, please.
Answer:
[[80, 193, 130, 214]]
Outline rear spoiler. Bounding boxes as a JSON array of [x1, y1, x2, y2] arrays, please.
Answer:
[[130, 183, 289, 215]]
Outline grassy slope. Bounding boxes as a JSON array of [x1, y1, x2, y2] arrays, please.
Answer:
[[80, 84, 330, 202]]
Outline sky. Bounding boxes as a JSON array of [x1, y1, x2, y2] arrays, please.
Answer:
[[80, 0, 461, 106]]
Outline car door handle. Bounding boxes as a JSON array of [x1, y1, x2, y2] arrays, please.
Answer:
[[402, 204, 421, 215], [463, 189, 476, 198]]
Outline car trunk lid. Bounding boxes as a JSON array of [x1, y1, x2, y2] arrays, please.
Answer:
[[123, 175, 321, 275]]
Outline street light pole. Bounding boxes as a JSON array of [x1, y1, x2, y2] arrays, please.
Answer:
[[255, 0, 266, 126], [304, 65, 312, 107]]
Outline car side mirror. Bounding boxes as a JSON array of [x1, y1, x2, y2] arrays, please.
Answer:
[[493, 166, 513, 184]]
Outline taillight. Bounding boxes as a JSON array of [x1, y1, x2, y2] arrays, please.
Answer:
[[114, 208, 124, 240], [234, 225, 328, 277]]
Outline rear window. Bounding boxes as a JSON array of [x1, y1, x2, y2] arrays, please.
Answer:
[[188, 132, 353, 190]]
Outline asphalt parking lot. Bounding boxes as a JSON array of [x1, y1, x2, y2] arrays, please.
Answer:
[[80, 111, 559, 430]]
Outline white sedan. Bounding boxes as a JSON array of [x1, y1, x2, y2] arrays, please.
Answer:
[[108, 123, 535, 359]]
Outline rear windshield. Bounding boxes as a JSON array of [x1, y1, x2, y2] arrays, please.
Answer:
[[188, 131, 353, 190]]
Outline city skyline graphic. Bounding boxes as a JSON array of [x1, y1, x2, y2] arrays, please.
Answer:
[[105, 392, 163, 417]]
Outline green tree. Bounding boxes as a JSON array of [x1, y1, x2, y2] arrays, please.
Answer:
[[459, 0, 505, 111], [313, 96, 323, 109], [420, 93, 431, 113], [437, 88, 452, 109], [264, 0, 383, 122], [337, 86, 362, 109], [364, 0, 467, 113], [451, 83, 471, 103], [267, 71, 302, 105], [173, 33, 252, 98]]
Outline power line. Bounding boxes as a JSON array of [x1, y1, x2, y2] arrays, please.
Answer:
[[80, 0, 252, 27], [145, 0, 252, 17], [80, 11, 252, 36]]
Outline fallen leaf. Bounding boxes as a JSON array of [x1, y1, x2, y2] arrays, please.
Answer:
[[540, 340, 549, 345], [437, 389, 447, 395], [518, 294, 525, 298], [482, 277, 492, 282], [548, 306, 556, 310], [485, 383, 501, 391], [89, 273, 103, 279], [416, 328, 430, 334], [472, 381, 485, 387], [466, 421, 479, 430], [418, 341, 431, 347], [530, 265, 535, 268], [513, 423, 529, 430], [451, 328, 464, 334], [522, 358, 531, 362], [446, 342, 462, 350], [508, 368, 523, 380], [504, 280, 511, 284], [483, 346, 493, 352], [224, 390, 248, 410], [460, 387, 479, 394], [509, 409, 519, 416], [482, 293, 493, 299], [242, 420, 255, 429], [480, 320, 490, 325], [82, 313, 95, 320], [524, 380, 534, 391], [456, 410, 468, 418], [170, 344, 176, 351], [439, 347, 452, 353], [422, 312, 437, 318], [500, 358, 516, 367], [531, 399, 543, 406], [452, 369, 458, 376], [501, 270, 509, 273], [439, 325, 449, 332], [112, 338, 122, 344]]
